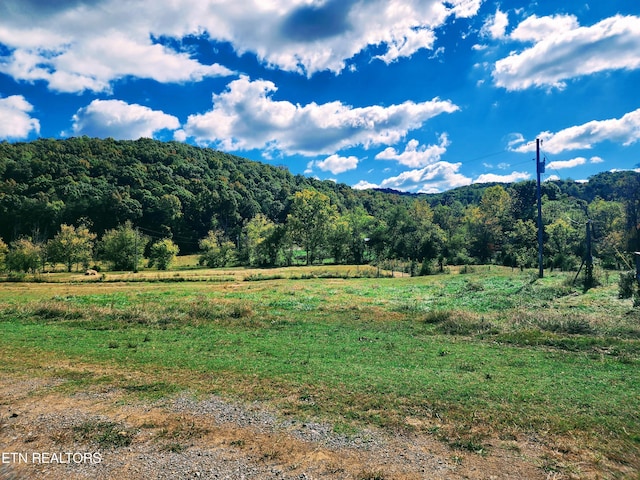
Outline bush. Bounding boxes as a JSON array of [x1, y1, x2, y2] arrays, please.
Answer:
[[619, 271, 638, 299], [148, 239, 179, 270]]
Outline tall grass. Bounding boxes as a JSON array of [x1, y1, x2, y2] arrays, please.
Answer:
[[0, 266, 638, 476]]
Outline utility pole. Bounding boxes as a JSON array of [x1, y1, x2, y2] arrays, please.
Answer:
[[133, 228, 139, 273], [536, 138, 545, 278], [585, 220, 593, 289]]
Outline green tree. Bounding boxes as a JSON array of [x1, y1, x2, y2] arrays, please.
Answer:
[[433, 201, 468, 266], [0, 238, 8, 272], [504, 219, 538, 270], [244, 214, 276, 267], [327, 215, 351, 264], [100, 221, 148, 271], [6, 237, 43, 273], [345, 207, 375, 264], [199, 230, 236, 267], [588, 198, 625, 268], [383, 201, 444, 274], [480, 185, 512, 260], [148, 238, 179, 270], [47, 223, 96, 272], [287, 189, 337, 265], [546, 218, 581, 271]]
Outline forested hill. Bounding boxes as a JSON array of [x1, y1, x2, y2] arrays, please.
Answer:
[[1, 137, 639, 267], [0, 137, 400, 251]]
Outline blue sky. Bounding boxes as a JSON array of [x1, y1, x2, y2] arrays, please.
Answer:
[[1, 0, 639, 193]]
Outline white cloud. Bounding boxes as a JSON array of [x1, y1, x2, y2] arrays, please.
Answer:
[[546, 157, 587, 170], [510, 108, 640, 154], [352, 180, 379, 190], [473, 171, 530, 183], [70, 99, 180, 139], [494, 14, 640, 90], [183, 76, 459, 156], [509, 14, 579, 42], [0, 3, 233, 94], [0, 95, 40, 140], [378, 162, 472, 193], [0, 0, 482, 92], [313, 154, 359, 175], [482, 8, 509, 39], [375, 134, 450, 168], [374, 27, 437, 64], [590, 156, 604, 164], [0, 2, 235, 94]]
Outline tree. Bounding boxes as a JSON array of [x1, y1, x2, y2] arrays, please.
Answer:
[[327, 215, 350, 264], [382, 201, 444, 274], [244, 214, 276, 267], [546, 218, 580, 271], [6, 237, 43, 273], [504, 219, 538, 270], [589, 198, 625, 268], [47, 223, 96, 272], [148, 239, 179, 270], [478, 185, 512, 261], [100, 221, 148, 271], [199, 230, 236, 267], [0, 238, 8, 272], [287, 189, 337, 265], [433, 201, 467, 266], [345, 207, 375, 264]]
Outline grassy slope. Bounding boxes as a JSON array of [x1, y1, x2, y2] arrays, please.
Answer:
[[0, 266, 638, 476]]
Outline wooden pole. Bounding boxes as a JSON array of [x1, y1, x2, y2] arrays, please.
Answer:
[[536, 139, 544, 278]]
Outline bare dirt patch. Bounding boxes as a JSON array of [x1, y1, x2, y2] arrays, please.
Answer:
[[0, 367, 571, 480]]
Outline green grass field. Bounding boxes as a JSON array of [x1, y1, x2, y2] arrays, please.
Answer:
[[1, 265, 638, 477]]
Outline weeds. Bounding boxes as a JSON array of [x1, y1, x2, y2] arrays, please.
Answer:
[[73, 421, 135, 449], [1, 266, 639, 475]]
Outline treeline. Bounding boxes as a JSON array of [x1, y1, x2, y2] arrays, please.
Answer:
[[0, 137, 639, 274]]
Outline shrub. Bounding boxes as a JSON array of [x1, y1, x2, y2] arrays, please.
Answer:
[[619, 271, 638, 299], [148, 239, 179, 270]]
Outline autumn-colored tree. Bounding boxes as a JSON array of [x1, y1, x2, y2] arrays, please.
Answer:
[[47, 223, 96, 272]]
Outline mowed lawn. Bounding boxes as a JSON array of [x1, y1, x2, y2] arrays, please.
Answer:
[[0, 266, 638, 476]]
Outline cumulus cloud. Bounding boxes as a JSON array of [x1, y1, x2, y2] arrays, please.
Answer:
[[482, 8, 509, 39], [375, 134, 450, 168], [494, 14, 640, 90], [510, 107, 640, 154], [474, 171, 530, 183], [312, 154, 359, 175], [378, 162, 472, 193], [546, 157, 587, 170], [0, 0, 482, 92], [0, 95, 40, 140], [182, 76, 459, 156], [0, 0, 234, 93], [70, 99, 180, 139], [352, 180, 380, 190]]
